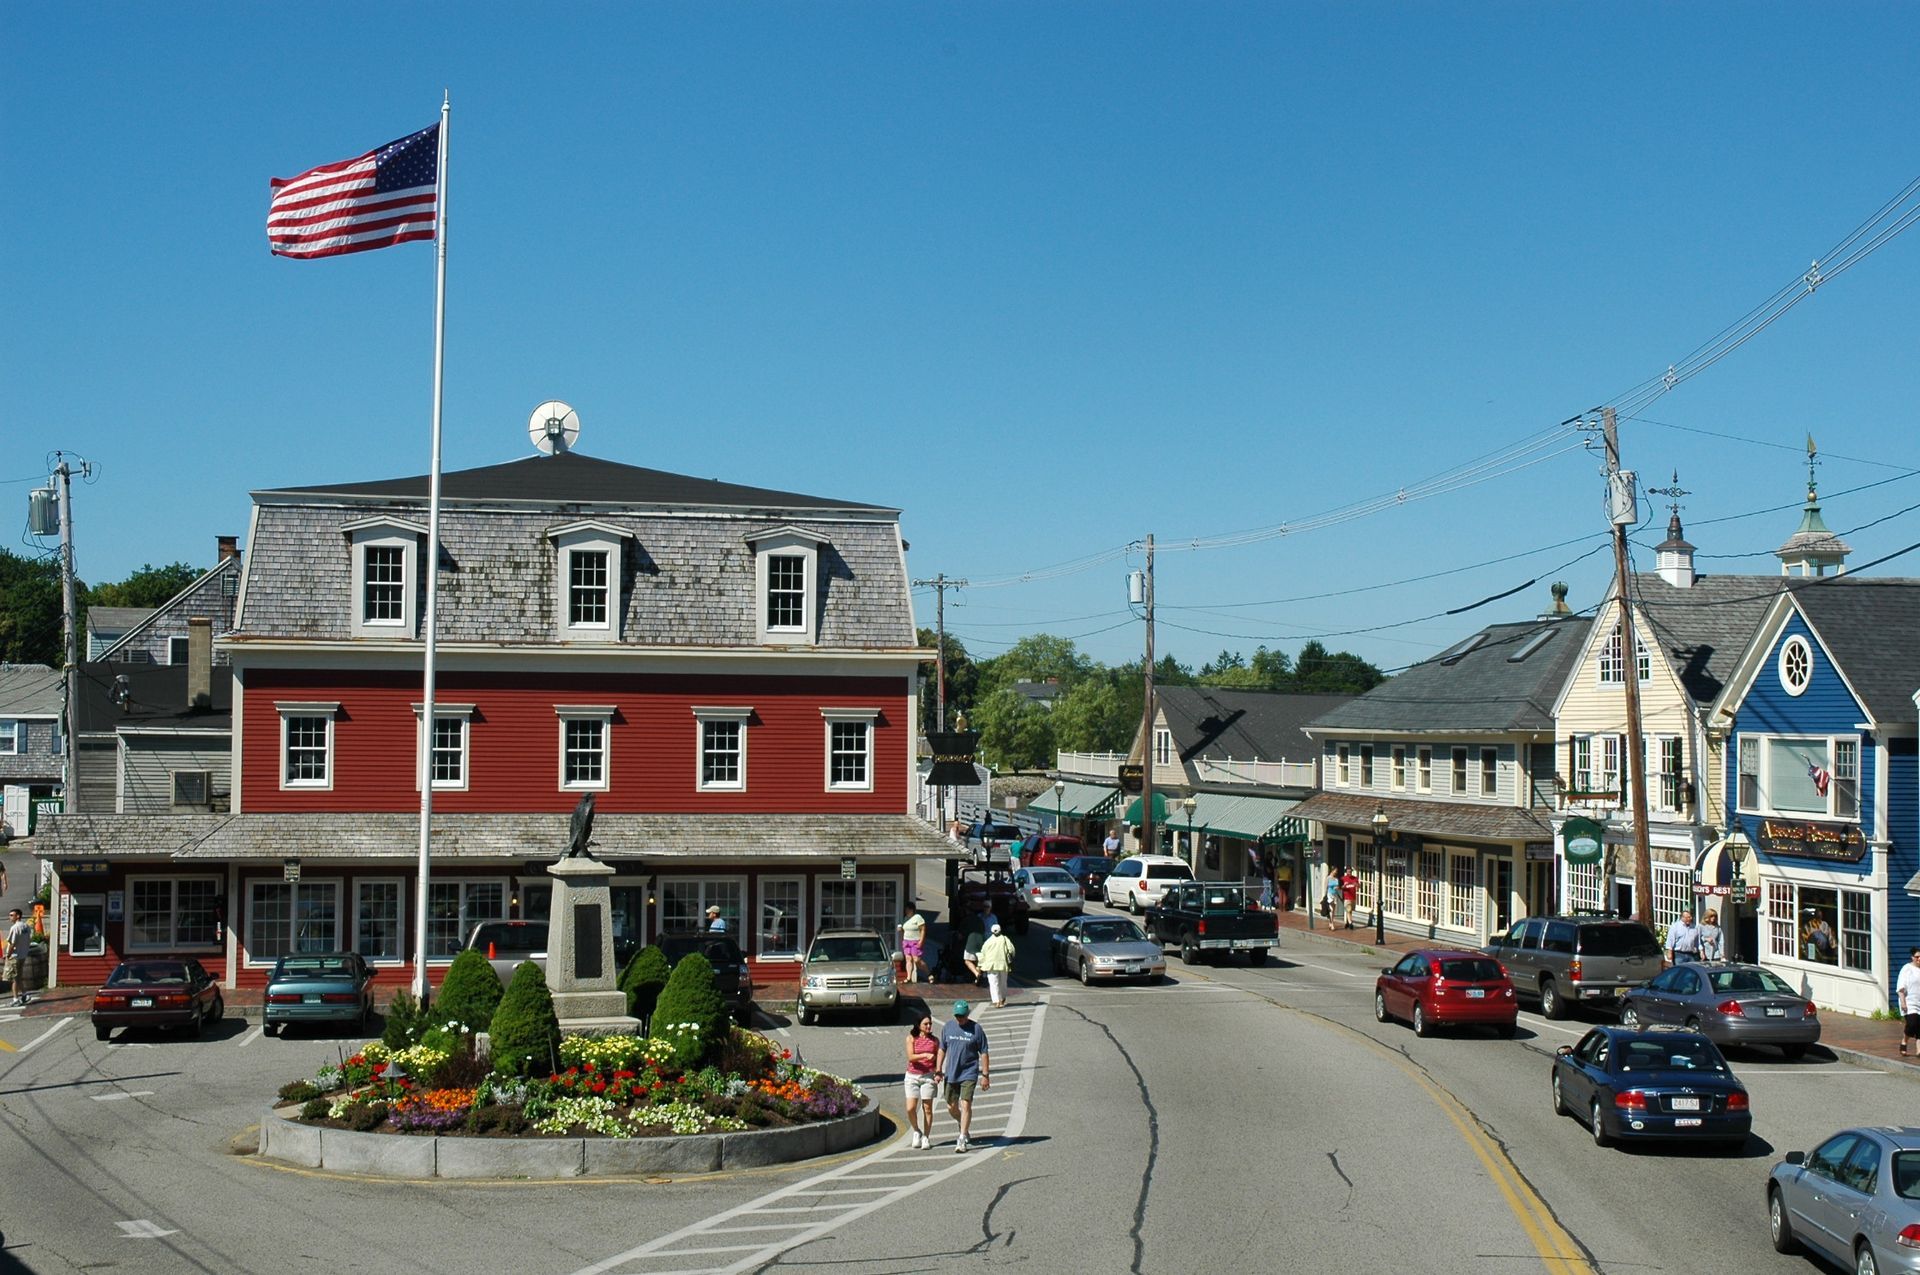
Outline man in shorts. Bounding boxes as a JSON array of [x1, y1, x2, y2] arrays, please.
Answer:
[[935, 999, 990, 1152], [1898, 946, 1920, 1059], [5, 908, 33, 1007]]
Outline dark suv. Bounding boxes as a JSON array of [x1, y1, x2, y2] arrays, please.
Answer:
[[657, 933, 754, 1025], [1484, 915, 1662, 1019], [966, 819, 1027, 864]]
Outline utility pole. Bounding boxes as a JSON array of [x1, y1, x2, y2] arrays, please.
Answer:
[[53, 454, 90, 810], [1600, 409, 1654, 926], [1139, 535, 1156, 859], [912, 573, 966, 828]]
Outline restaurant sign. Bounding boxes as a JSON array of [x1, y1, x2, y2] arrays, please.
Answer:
[[1755, 819, 1867, 864], [1561, 817, 1605, 866]]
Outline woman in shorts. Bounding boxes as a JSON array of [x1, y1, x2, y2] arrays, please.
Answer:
[[899, 908, 928, 985], [904, 1013, 939, 1149]]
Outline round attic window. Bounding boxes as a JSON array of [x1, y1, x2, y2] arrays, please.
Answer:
[[1778, 635, 1812, 697]]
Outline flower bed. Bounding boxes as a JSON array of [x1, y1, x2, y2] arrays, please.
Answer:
[[277, 1027, 865, 1141]]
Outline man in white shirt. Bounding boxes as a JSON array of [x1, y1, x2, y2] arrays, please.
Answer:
[[1102, 829, 1122, 857], [1897, 946, 1920, 1059]]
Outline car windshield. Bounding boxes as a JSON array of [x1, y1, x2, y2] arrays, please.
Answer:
[[1437, 958, 1505, 982], [809, 937, 888, 963], [659, 935, 743, 965], [1892, 1151, 1920, 1201], [1707, 968, 1796, 996], [1081, 921, 1148, 944], [108, 963, 188, 985], [1617, 1038, 1728, 1073], [1577, 925, 1661, 958], [1027, 869, 1075, 884], [276, 957, 354, 978], [470, 923, 547, 953]]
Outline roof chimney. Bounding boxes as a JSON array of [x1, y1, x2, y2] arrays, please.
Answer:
[[187, 617, 212, 709], [1541, 581, 1571, 619], [217, 535, 239, 562]]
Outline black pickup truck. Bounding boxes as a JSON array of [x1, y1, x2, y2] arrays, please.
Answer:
[[1144, 881, 1278, 966]]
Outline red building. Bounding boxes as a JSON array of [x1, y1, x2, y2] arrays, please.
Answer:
[[39, 449, 943, 989]]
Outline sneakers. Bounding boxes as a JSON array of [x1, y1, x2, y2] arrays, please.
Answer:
[[955, 1138, 969, 1153], [911, 1132, 928, 1149]]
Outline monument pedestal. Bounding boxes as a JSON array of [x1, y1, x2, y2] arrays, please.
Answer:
[[546, 855, 638, 1036]]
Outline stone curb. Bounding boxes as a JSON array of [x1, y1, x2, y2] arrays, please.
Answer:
[[257, 1100, 881, 1179]]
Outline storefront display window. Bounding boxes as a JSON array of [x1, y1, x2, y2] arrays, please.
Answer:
[[1765, 880, 1871, 972]]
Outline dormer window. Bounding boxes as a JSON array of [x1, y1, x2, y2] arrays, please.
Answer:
[[546, 521, 633, 643], [747, 526, 829, 646], [343, 517, 426, 639]]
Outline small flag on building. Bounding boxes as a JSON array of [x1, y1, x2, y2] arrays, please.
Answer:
[[1807, 760, 1831, 798], [268, 123, 439, 259]]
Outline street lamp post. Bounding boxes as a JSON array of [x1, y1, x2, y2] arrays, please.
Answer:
[[1053, 779, 1067, 835], [1371, 804, 1390, 946], [1726, 837, 1750, 963], [1181, 795, 1198, 869]]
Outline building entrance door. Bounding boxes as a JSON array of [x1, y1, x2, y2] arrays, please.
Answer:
[[1486, 856, 1514, 936]]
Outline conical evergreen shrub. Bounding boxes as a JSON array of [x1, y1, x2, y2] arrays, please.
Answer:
[[488, 960, 561, 1078], [618, 944, 671, 1028], [647, 951, 727, 1070], [433, 949, 504, 1034]]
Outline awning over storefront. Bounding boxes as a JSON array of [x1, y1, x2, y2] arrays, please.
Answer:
[[1287, 791, 1553, 844], [1030, 781, 1121, 820], [1189, 793, 1307, 844], [1694, 836, 1760, 899], [1122, 792, 1169, 824]]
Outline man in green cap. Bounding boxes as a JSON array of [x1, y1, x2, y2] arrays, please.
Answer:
[[935, 999, 990, 1152]]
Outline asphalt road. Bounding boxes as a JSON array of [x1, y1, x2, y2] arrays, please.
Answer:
[[1, 892, 1909, 1275]]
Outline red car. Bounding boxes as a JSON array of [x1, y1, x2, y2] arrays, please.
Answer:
[[1019, 834, 1085, 871], [92, 958, 226, 1041], [1374, 948, 1517, 1038]]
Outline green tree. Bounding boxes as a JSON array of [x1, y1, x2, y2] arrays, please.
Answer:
[[1294, 640, 1386, 694], [648, 951, 729, 1070], [977, 634, 1092, 698], [85, 561, 200, 609], [1051, 675, 1135, 753], [488, 961, 562, 1078], [917, 627, 980, 735], [617, 944, 671, 1027], [432, 949, 504, 1034], [969, 685, 1054, 771], [1250, 645, 1296, 689], [0, 548, 67, 666]]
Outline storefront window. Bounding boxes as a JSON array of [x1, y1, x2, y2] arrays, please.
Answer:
[[248, 881, 341, 960], [1449, 853, 1478, 930], [127, 877, 221, 951], [1416, 851, 1441, 921], [1767, 881, 1872, 972], [759, 878, 803, 959], [1354, 844, 1376, 912], [426, 880, 507, 959], [355, 880, 404, 962], [660, 879, 745, 936], [819, 878, 900, 941], [1651, 864, 1690, 929], [1564, 861, 1602, 915]]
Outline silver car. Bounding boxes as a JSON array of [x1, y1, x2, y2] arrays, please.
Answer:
[[1768, 1126, 1920, 1274], [1620, 962, 1820, 1059], [797, 928, 898, 1025], [1049, 915, 1166, 985], [1013, 866, 1084, 916]]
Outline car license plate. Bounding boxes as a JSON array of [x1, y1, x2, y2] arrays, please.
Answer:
[[838, 993, 857, 1005], [1764, 1006, 1786, 1017], [131, 997, 153, 1008], [1465, 989, 1486, 998], [1671, 1097, 1701, 1111], [304, 994, 322, 1004], [1675, 1118, 1702, 1127]]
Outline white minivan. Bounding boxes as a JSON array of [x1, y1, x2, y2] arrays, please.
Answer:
[[1102, 854, 1195, 914]]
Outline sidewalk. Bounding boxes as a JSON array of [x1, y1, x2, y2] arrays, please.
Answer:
[[1272, 904, 1920, 1079]]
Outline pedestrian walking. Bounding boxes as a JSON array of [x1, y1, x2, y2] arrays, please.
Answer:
[[978, 924, 1016, 1008], [1697, 909, 1725, 962], [935, 999, 990, 1152], [1897, 947, 1920, 1058], [5, 907, 32, 1007], [898, 908, 929, 985], [1340, 868, 1359, 929], [1665, 910, 1703, 964], [903, 1012, 940, 1148], [1323, 869, 1340, 920]]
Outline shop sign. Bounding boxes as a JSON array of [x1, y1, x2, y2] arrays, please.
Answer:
[[57, 858, 109, 876], [107, 890, 125, 920], [1377, 828, 1421, 870], [283, 857, 302, 883], [1755, 819, 1867, 863], [1117, 764, 1144, 794], [1524, 842, 1556, 862], [925, 731, 981, 786], [1561, 817, 1605, 866], [840, 856, 858, 880]]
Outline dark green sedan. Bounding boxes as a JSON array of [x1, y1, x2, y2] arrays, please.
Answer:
[[262, 952, 376, 1037]]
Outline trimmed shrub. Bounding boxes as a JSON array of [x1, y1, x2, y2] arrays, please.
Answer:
[[618, 945, 671, 1028], [489, 961, 561, 1078], [300, 1097, 329, 1121], [433, 950, 503, 1035], [648, 951, 728, 1071], [382, 990, 425, 1051], [278, 1080, 319, 1104], [345, 1101, 390, 1132]]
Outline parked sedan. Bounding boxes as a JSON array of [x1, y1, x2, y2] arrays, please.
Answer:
[[1550, 1026, 1751, 1150], [1374, 949, 1518, 1038], [262, 951, 375, 1036], [91, 959, 225, 1041], [1619, 962, 1820, 1059], [465, 920, 550, 983], [1013, 866, 1084, 917], [1768, 1126, 1920, 1274], [1060, 855, 1118, 901], [1049, 915, 1166, 984]]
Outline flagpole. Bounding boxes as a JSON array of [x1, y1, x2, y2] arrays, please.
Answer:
[[413, 92, 451, 1003]]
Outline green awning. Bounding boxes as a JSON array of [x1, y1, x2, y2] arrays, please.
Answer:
[[1122, 792, 1169, 824], [1031, 781, 1121, 819], [1198, 794, 1307, 844]]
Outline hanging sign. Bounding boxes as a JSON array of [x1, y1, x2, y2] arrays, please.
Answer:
[[926, 732, 982, 786], [1562, 817, 1605, 865], [840, 856, 858, 880], [1755, 819, 1867, 863]]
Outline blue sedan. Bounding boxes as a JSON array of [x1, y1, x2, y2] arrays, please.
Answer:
[[1549, 1026, 1751, 1150], [262, 952, 376, 1036]]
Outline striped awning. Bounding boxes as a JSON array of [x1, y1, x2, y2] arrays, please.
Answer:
[[1190, 793, 1307, 844], [1693, 835, 1759, 899], [1030, 781, 1121, 820], [1122, 792, 1170, 825]]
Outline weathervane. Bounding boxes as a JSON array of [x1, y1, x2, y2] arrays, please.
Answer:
[[1804, 433, 1820, 504], [1647, 469, 1690, 521]]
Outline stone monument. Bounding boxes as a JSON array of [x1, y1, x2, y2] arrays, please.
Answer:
[[545, 794, 638, 1035]]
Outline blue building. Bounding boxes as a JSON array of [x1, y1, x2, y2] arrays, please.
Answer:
[[1710, 575, 1920, 1016]]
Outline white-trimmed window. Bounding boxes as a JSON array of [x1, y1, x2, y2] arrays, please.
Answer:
[[1391, 746, 1406, 790], [1765, 880, 1872, 972], [1354, 844, 1377, 912], [1564, 860, 1602, 914], [767, 555, 805, 629], [820, 877, 901, 939], [247, 879, 341, 961], [825, 708, 878, 791], [127, 876, 221, 951], [413, 703, 473, 791], [1417, 746, 1433, 793], [0, 719, 21, 754], [1571, 734, 1622, 801], [168, 635, 191, 665], [1778, 635, 1813, 697], [1598, 622, 1651, 685], [1651, 862, 1690, 929], [426, 879, 507, 959], [355, 879, 405, 962], [1359, 745, 1374, 788], [1155, 729, 1174, 766], [277, 701, 338, 790], [345, 518, 423, 638], [695, 706, 750, 791], [1479, 748, 1498, 798], [1654, 736, 1684, 812], [68, 894, 105, 957], [1416, 850, 1442, 920], [748, 527, 827, 645], [660, 878, 745, 936], [1733, 733, 1863, 821], [1451, 747, 1469, 795], [1335, 744, 1350, 786], [569, 550, 611, 626], [759, 877, 804, 960], [557, 705, 613, 790], [546, 522, 631, 642]]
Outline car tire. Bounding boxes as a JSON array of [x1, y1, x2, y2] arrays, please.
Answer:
[[1374, 990, 1390, 1023], [1079, 959, 1093, 987], [1589, 1099, 1611, 1148], [209, 994, 224, 1025], [1540, 978, 1567, 1020], [1767, 1187, 1798, 1254], [1551, 1071, 1567, 1115], [1683, 1016, 1702, 1032], [1413, 1002, 1432, 1037], [1857, 1241, 1880, 1275], [262, 1022, 280, 1038], [95, 1025, 111, 1042], [1620, 1005, 1641, 1030], [189, 1007, 204, 1039], [1180, 934, 1199, 965], [1129, 894, 1142, 915], [1780, 1043, 1808, 1061], [1248, 949, 1268, 967], [1497, 1022, 1518, 1039], [798, 1005, 816, 1027]]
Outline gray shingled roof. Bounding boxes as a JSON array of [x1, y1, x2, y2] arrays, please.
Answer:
[[87, 606, 155, 631], [1790, 577, 1920, 723], [0, 664, 63, 717], [1630, 572, 1783, 707], [264, 452, 894, 515], [1290, 791, 1555, 842], [1158, 687, 1351, 762], [34, 813, 955, 862], [1305, 616, 1592, 734]]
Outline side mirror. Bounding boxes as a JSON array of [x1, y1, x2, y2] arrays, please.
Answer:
[[1784, 1151, 1805, 1166], [1381, 968, 1395, 977], [1555, 1045, 1574, 1058]]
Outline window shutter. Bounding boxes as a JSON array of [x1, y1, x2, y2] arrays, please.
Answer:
[[1616, 733, 1627, 802]]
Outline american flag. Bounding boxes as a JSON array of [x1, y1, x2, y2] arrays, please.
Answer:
[[268, 124, 438, 259], [1807, 760, 1831, 797]]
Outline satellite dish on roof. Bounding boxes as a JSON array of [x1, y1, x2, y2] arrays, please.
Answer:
[[529, 401, 581, 455]]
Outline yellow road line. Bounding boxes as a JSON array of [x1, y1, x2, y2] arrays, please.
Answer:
[[0, 1037, 15, 1052]]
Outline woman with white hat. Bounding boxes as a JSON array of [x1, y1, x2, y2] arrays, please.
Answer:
[[977, 924, 1016, 1009]]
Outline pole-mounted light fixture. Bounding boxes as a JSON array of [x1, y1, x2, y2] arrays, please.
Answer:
[[1371, 803, 1390, 946]]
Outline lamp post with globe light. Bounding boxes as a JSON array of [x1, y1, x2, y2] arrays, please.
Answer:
[[1053, 779, 1067, 836], [1726, 836, 1750, 962], [1372, 804, 1390, 946], [1182, 795, 1198, 868]]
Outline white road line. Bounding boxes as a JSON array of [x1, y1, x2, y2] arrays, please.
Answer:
[[236, 1027, 263, 1047], [18, 1018, 73, 1053], [569, 997, 1052, 1275], [1282, 961, 1362, 979], [91, 1091, 156, 1102], [1515, 1015, 1585, 1037]]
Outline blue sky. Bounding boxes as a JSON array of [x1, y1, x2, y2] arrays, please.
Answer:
[[4, 4, 1918, 672]]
